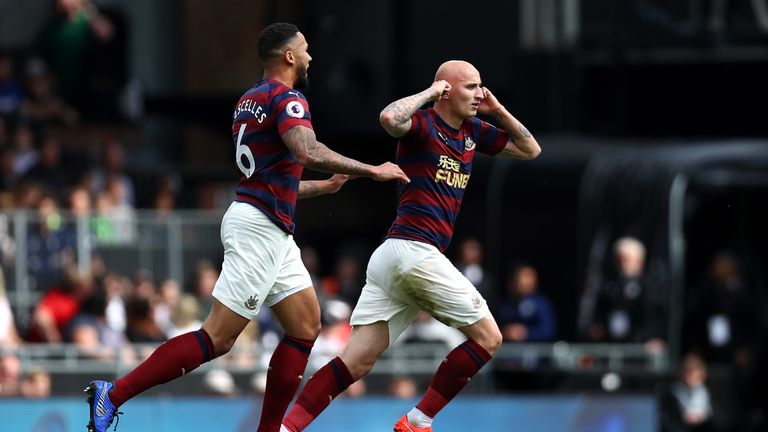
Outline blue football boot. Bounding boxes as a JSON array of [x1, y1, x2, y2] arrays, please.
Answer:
[[85, 380, 123, 431]]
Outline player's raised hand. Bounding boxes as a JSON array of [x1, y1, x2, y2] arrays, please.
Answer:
[[371, 162, 410, 184], [430, 80, 452, 100], [325, 174, 350, 194], [478, 87, 504, 116]]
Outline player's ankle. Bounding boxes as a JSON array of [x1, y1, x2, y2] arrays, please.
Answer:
[[407, 407, 434, 427]]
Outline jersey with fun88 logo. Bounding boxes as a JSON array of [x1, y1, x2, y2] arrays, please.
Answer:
[[386, 108, 508, 252], [231, 79, 312, 234]]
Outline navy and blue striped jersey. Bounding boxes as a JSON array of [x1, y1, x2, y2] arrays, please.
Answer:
[[231, 79, 312, 234], [387, 108, 508, 251]]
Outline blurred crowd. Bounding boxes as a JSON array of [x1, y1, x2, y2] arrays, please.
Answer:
[[1, 2, 767, 431]]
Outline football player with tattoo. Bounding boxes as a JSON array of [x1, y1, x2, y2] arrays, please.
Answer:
[[281, 60, 540, 432], [84, 22, 409, 432]]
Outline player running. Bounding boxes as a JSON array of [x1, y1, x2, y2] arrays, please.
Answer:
[[84, 22, 409, 432], [281, 60, 540, 432]]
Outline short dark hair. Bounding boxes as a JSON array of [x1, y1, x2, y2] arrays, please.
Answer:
[[257, 22, 300, 64]]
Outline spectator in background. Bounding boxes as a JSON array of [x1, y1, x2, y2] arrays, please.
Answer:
[[27, 194, 77, 290], [68, 184, 92, 218], [202, 368, 239, 398], [300, 245, 323, 298], [124, 295, 165, 345], [497, 264, 557, 343], [14, 181, 44, 210], [193, 261, 218, 321], [588, 237, 666, 350], [0, 353, 20, 396], [0, 117, 8, 147], [91, 190, 117, 244], [67, 184, 109, 246], [308, 299, 352, 371], [88, 183, 136, 245], [12, 124, 38, 178], [399, 311, 466, 348], [166, 294, 202, 339], [0, 141, 17, 193], [0, 205, 15, 265], [154, 278, 181, 336], [152, 175, 179, 216], [0, 268, 21, 348], [322, 253, 364, 307], [21, 57, 79, 126], [228, 320, 261, 370], [662, 353, 715, 432], [88, 137, 134, 206], [0, 55, 24, 119], [102, 273, 128, 336], [20, 368, 51, 399], [36, 0, 114, 105], [66, 290, 130, 360], [684, 251, 758, 366], [389, 375, 419, 399], [153, 187, 176, 216], [23, 136, 73, 199], [28, 268, 92, 343], [455, 237, 497, 310]]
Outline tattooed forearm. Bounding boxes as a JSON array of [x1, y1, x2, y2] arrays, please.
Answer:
[[497, 142, 527, 160], [379, 87, 439, 137], [298, 180, 325, 199], [283, 126, 373, 176], [519, 124, 532, 138], [304, 140, 373, 175], [489, 107, 541, 160], [381, 88, 438, 124]]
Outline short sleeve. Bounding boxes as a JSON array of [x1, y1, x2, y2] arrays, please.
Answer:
[[401, 110, 428, 141], [273, 89, 313, 135], [471, 117, 509, 156]]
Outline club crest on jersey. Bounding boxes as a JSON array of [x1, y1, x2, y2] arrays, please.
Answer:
[[244, 294, 259, 311], [464, 136, 476, 151], [286, 101, 305, 118]]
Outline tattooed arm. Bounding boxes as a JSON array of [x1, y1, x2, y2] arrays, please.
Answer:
[[478, 87, 541, 160], [379, 80, 451, 138], [282, 125, 410, 183], [298, 174, 349, 199]]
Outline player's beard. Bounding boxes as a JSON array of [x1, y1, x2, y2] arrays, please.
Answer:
[[294, 64, 309, 90]]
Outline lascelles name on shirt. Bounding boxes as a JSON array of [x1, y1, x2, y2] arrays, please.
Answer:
[[233, 98, 268, 122]]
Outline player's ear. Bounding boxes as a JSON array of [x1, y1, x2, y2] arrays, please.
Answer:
[[284, 49, 295, 65]]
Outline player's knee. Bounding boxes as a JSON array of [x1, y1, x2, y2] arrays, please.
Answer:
[[211, 335, 238, 358], [347, 356, 378, 380], [306, 320, 322, 340], [475, 327, 503, 355], [340, 346, 384, 380], [489, 328, 503, 354], [287, 319, 321, 341]]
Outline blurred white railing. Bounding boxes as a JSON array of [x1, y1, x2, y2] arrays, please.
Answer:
[[0, 209, 225, 327], [0, 341, 668, 376]]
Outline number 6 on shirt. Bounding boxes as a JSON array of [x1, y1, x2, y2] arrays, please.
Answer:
[[235, 123, 255, 178]]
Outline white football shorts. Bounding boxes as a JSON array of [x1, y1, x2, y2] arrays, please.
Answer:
[[350, 238, 490, 345], [212, 201, 313, 319]]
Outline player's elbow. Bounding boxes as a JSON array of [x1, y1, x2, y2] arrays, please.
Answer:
[[379, 111, 407, 138], [521, 141, 542, 160], [292, 148, 312, 166], [379, 110, 397, 129], [297, 150, 324, 168], [379, 111, 406, 135]]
